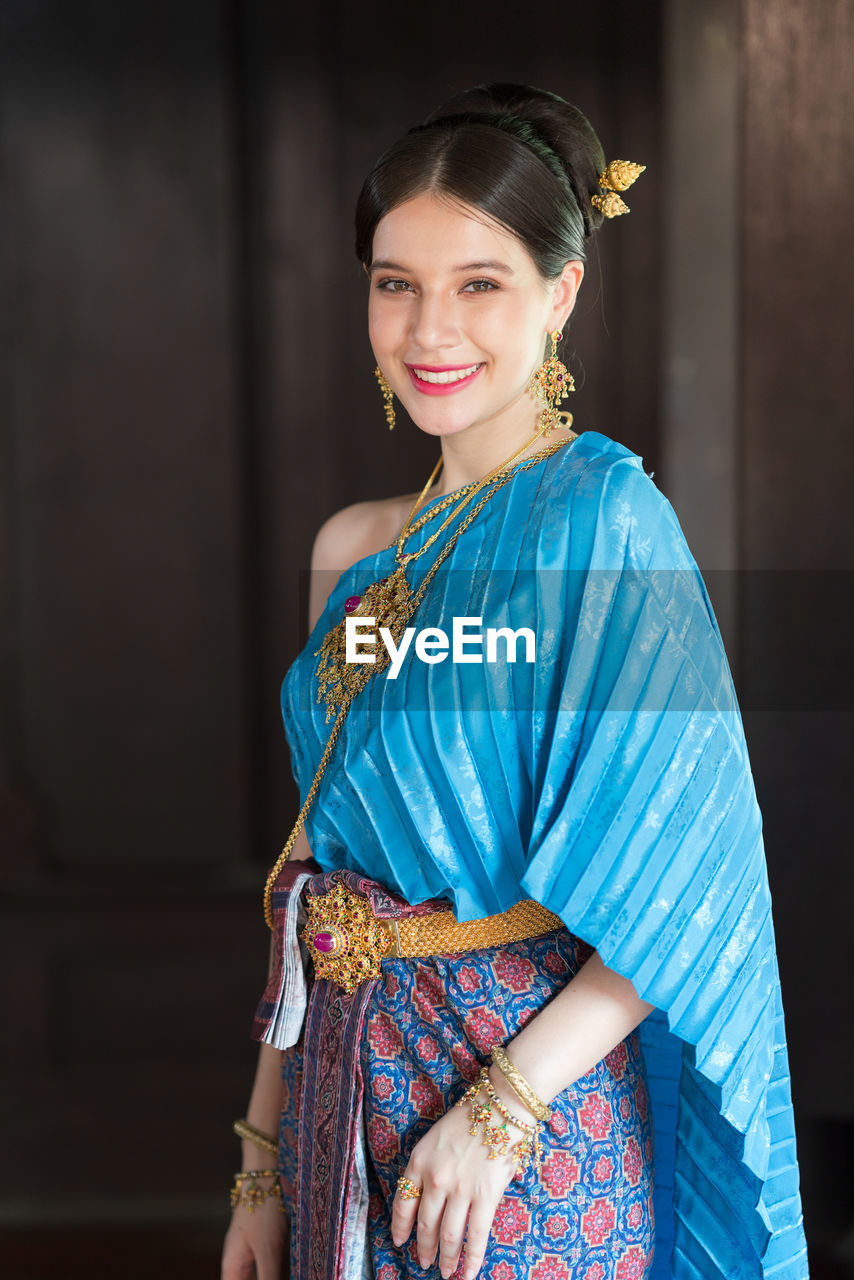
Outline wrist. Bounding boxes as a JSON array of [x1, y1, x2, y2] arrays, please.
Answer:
[[458, 1066, 545, 1179], [242, 1138, 278, 1169], [489, 1041, 556, 1121], [486, 1064, 540, 1124], [230, 1166, 284, 1215]]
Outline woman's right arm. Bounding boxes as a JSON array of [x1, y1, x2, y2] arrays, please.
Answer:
[[221, 507, 383, 1278], [220, 830, 315, 1280]]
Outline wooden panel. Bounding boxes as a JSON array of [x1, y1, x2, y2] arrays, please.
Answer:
[[0, 2, 247, 874], [743, 0, 854, 572], [741, 0, 854, 1114], [661, 0, 741, 656], [0, 895, 264, 1217], [0, 0, 262, 1238], [0, 1226, 223, 1280]]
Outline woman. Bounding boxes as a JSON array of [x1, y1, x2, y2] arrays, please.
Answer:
[[221, 84, 808, 1280]]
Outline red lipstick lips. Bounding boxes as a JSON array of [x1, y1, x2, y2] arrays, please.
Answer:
[[406, 362, 484, 396]]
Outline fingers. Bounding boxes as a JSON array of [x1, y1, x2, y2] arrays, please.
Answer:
[[221, 1204, 287, 1280], [460, 1197, 498, 1280], [392, 1166, 458, 1272], [434, 1194, 470, 1279], [392, 1170, 501, 1280], [390, 1173, 423, 1247], [255, 1241, 286, 1280], [413, 1185, 448, 1270], [221, 1217, 256, 1280]]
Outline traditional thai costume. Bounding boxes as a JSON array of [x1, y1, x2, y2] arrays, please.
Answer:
[[253, 430, 809, 1280]]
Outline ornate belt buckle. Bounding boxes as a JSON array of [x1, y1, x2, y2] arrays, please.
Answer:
[[302, 879, 395, 994]]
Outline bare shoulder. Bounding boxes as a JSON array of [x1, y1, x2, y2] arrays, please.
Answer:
[[306, 492, 420, 632], [310, 492, 419, 575]]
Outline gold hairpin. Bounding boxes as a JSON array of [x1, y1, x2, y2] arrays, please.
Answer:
[[591, 159, 646, 218]]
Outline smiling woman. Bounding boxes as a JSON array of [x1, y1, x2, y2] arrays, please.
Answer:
[[221, 82, 808, 1280], [366, 194, 582, 453]]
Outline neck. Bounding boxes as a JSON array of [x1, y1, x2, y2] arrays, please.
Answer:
[[429, 405, 568, 497]]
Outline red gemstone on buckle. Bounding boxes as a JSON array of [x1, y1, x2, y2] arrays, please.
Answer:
[[301, 881, 388, 993], [309, 925, 347, 956], [344, 595, 362, 614]]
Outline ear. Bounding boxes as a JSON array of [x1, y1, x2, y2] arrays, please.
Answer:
[[549, 260, 584, 330], [362, 261, 372, 279]]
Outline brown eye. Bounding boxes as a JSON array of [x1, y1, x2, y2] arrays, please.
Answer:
[[377, 279, 413, 293]]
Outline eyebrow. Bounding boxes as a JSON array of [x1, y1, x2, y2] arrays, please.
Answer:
[[370, 258, 515, 275]]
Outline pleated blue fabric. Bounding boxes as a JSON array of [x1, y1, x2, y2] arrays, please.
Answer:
[[281, 429, 808, 1279]]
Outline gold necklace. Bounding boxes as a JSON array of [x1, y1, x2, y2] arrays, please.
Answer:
[[314, 423, 573, 725], [264, 425, 578, 927], [396, 410, 576, 543]]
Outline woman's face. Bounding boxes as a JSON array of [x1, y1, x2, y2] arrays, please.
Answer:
[[368, 192, 583, 442]]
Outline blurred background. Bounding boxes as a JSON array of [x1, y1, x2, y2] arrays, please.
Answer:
[[1, 0, 852, 1276]]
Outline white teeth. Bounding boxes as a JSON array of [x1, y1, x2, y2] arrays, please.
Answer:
[[412, 364, 481, 385]]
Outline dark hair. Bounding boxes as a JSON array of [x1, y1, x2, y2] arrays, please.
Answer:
[[354, 82, 607, 279]]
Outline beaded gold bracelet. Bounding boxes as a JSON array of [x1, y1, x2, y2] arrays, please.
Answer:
[[489, 1043, 553, 1123], [230, 1169, 285, 1214], [458, 1067, 544, 1178]]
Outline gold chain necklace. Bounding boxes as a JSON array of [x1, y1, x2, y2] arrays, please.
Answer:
[[391, 410, 575, 545], [314, 423, 574, 725], [263, 426, 578, 927]]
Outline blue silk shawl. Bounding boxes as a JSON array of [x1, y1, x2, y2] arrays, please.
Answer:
[[281, 429, 809, 1280]]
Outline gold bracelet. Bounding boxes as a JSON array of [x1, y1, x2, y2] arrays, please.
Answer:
[[457, 1068, 544, 1177], [481, 1071, 545, 1169], [230, 1169, 284, 1214], [490, 1044, 552, 1123], [233, 1117, 278, 1156]]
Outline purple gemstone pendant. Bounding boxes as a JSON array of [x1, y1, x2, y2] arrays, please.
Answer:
[[308, 925, 346, 957]]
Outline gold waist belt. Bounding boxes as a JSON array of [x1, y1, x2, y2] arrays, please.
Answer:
[[301, 879, 565, 994]]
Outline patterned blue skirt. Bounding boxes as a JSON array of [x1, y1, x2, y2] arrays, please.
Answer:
[[281, 926, 654, 1279]]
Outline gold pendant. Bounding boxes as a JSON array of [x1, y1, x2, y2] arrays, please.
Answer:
[[301, 879, 395, 994], [313, 563, 417, 722]]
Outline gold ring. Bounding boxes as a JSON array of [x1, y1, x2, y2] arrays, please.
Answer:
[[396, 1175, 423, 1201]]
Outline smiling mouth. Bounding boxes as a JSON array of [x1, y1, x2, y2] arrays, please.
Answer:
[[408, 363, 483, 385]]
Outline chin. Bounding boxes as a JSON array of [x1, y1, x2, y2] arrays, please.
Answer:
[[401, 399, 486, 438], [410, 414, 480, 440]]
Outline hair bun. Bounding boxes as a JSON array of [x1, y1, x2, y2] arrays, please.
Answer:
[[425, 82, 607, 236]]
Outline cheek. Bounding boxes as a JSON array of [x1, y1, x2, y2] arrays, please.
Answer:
[[478, 292, 547, 351], [367, 295, 383, 347], [368, 293, 408, 350], [483, 303, 547, 372]]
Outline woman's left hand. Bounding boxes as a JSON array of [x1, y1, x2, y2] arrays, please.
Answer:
[[390, 1079, 524, 1280]]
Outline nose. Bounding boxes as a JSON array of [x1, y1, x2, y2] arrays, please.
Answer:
[[409, 290, 460, 352]]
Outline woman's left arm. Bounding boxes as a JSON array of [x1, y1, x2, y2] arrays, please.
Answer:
[[391, 950, 654, 1280]]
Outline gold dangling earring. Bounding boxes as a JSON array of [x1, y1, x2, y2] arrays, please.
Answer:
[[374, 366, 396, 431], [529, 330, 575, 436]]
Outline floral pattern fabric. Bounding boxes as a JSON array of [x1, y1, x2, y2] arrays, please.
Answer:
[[359, 928, 654, 1279]]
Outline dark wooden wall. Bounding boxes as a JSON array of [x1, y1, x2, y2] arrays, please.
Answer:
[[739, 3, 854, 1268], [741, 0, 854, 1104], [0, 0, 663, 1269], [663, 0, 854, 1107], [0, 4, 266, 1260]]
